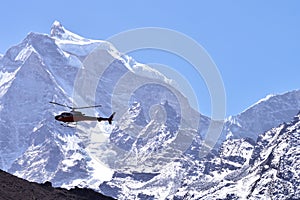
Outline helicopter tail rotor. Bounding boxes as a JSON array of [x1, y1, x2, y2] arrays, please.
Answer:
[[108, 112, 116, 124], [97, 112, 116, 124]]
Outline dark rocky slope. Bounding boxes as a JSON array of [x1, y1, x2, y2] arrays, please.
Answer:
[[0, 169, 115, 200]]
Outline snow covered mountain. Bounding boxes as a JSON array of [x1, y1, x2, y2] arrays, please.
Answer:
[[177, 111, 300, 200], [0, 21, 299, 199], [223, 91, 300, 141], [0, 21, 119, 189], [101, 110, 300, 200], [0, 21, 207, 189]]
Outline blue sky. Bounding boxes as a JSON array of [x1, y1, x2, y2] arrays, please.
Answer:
[[1, 0, 300, 116]]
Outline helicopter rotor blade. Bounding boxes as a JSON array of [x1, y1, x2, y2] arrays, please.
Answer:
[[50, 101, 102, 110], [49, 101, 73, 109], [73, 105, 102, 110]]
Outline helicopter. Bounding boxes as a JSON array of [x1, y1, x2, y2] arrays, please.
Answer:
[[49, 101, 115, 125]]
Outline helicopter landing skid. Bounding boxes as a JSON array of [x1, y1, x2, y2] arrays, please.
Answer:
[[60, 122, 77, 128]]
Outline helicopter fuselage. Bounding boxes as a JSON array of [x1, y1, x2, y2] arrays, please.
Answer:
[[55, 112, 98, 123]]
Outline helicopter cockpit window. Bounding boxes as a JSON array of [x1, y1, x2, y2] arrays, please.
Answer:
[[62, 113, 71, 117]]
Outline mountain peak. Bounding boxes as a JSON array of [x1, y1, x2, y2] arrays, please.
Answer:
[[50, 20, 65, 38], [50, 20, 89, 43], [52, 20, 62, 27]]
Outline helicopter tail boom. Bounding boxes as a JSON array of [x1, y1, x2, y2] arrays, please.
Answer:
[[97, 112, 116, 124]]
